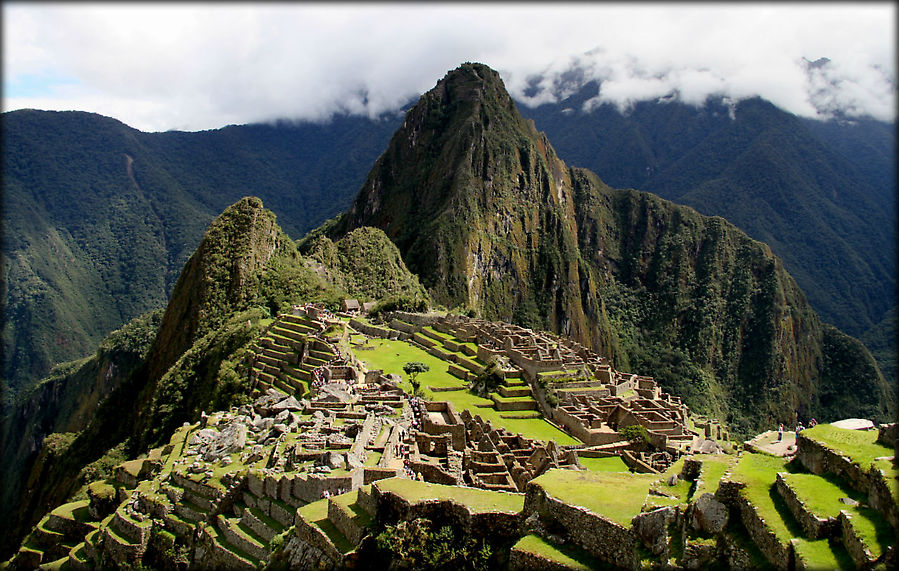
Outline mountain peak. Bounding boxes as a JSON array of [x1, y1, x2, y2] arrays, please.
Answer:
[[338, 62, 581, 327]]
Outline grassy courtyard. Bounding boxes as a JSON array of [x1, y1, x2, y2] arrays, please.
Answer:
[[354, 338, 579, 445]]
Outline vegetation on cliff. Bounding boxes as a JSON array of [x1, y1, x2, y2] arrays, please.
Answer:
[[0, 198, 424, 557], [336, 62, 893, 436]]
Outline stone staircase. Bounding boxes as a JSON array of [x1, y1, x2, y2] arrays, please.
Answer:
[[293, 486, 377, 566], [249, 312, 340, 398]]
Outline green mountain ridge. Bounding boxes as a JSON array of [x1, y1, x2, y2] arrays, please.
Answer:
[[335, 63, 892, 436], [0, 198, 426, 557], [517, 86, 895, 346], [0, 63, 893, 562], [3, 84, 893, 399], [2, 110, 398, 395]]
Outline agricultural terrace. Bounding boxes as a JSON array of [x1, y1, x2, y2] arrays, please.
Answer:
[[355, 337, 579, 444], [801, 424, 895, 474], [530, 469, 657, 527], [373, 478, 525, 514]]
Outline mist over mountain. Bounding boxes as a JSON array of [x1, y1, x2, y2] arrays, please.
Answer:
[[1, 62, 893, 561], [516, 81, 895, 343], [333, 63, 892, 436], [4, 72, 893, 400]]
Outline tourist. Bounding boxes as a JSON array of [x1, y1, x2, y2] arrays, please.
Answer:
[[809, 418, 817, 427], [778, 424, 783, 441]]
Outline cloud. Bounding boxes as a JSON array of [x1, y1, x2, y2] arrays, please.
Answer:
[[2, 3, 894, 131]]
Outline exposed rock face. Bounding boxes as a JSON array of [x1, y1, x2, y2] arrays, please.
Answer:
[[690, 492, 729, 534], [632, 506, 676, 556], [337, 62, 892, 435]]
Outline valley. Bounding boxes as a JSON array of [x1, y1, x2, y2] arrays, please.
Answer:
[[1, 62, 895, 569]]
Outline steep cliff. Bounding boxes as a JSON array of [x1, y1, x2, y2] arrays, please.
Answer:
[[336, 63, 892, 435]]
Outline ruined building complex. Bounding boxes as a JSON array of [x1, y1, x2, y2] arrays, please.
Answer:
[[10, 305, 892, 570]]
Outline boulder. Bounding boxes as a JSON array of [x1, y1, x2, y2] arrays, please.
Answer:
[[316, 451, 345, 470], [346, 452, 364, 471], [690, 492, 729, 534], [272, 395, 303, 412], [632, 506, 675, 556]]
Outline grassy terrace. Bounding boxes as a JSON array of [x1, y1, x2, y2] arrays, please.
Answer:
[[802, 424, 895, 474], [578, 456, 630, 472], [513, 534, 599, 570], [729, 453, 801, 544], [355, 338, 579, 444], [296, 499, 356, 554], [694, 454, 738, 497], [792, 538, 853, 570], [374, 477, 524, 514], [530, 469, 656, 527], [780, 472, 892, 558]]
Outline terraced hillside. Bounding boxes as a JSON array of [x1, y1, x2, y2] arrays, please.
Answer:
[[9, 408, 893, 569], [7, 302, 894, 569]]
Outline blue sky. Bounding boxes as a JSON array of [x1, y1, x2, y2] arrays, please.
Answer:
[[3, 2, 894, 132]]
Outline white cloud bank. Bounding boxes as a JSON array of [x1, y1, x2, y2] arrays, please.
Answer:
[[3, 3, 894, 132]]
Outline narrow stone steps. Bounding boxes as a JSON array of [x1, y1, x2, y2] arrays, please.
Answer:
[[238, 503, 285, 543], [206, 524, 260, 570], [216, 514, 270, 562]]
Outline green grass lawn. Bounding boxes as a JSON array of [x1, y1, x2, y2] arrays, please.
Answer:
[[296, 498, 355, 554], [531, 469, 656, 527], [694, 454, 738, 497], [578, 456, 630, 472], [374, 477, 524, 513], [355, 338, 579, 445], [782, 471, 894, 559], [792, 538, 853, 570], [729, 453, 802, 544], [780, 472, 861, 519], [802, 424, 894, 473]]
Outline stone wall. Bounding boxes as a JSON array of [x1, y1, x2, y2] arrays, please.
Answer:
[[523, 482, 639, 569], [349, 319, 397, 340], [877, 423, 898, 448], [507, 348, 565, 379], [370, 481, 523, 544], [797, 433, 899, 529], [774, 473, 837, 539], [838, 509, 880, 568], [386, 311, 440, 327], [734, 494, 792, 570]]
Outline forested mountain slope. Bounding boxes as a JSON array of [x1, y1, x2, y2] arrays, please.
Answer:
[[2, 111, 398, 394], [335, 63, 892, 436], [517, 85, 895, 352]]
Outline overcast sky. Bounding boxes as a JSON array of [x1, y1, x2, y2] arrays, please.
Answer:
[[3, 2, 895, 132]]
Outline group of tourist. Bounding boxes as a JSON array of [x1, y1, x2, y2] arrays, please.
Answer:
[[776, 417, 818, 441], [409, 396, 425, 431], [402, 459, 423, 481], [319, 487, 349, 499]]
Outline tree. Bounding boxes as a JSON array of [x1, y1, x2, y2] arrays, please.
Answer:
[[619, 424, 650, 451], [403, 361, 430, 395]]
